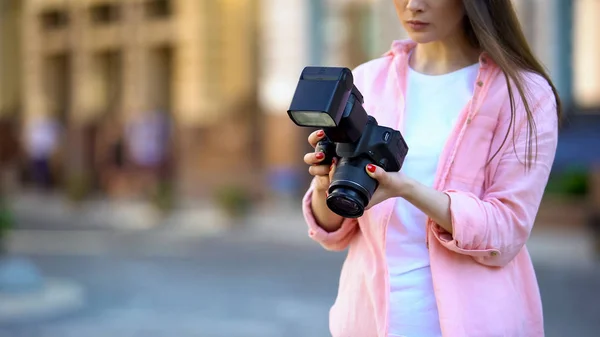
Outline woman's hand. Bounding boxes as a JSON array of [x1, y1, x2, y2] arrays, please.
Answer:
[[364, 164, 409, 210], [304, 130, 336, 193], [305, 130, 344, 232], [364, 163, 453, 234]]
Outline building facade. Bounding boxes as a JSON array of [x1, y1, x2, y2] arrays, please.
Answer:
[[0, 0, 21, 120], [4, 0, 600, 202], [18, 0, 261, 198]]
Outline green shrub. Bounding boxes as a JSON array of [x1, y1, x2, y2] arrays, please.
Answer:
[[546, 167, 589, 197], [64, 172, 92, 203], [0, 201, 13, 242], [152, 180, 175, 213], [214, 185, 252, 218]]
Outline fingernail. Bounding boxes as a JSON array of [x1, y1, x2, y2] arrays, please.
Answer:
[[332, 157, 337, 165], [317, 130, 325, 137], [315, 152, 325, 160], [367, 164, 376, 173]]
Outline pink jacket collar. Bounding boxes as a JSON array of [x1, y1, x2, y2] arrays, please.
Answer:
[[384, 39, 494, 70]]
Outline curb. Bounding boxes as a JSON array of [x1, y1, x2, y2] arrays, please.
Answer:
[[9, 194, 226, 233]]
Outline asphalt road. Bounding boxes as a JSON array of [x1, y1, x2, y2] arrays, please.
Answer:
[[0, 232, 598, 337]]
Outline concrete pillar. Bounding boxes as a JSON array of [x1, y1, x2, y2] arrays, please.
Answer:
[[371, 0, 407, 57], [171, 0, 205, 196], [489, 0, 574, 112], [573, 0, 600, 109], [122, 0, 148, 122], [258, 0, 311, 200], [219, 0, 256, 111], [512, 0, 535, 44], [321, 0, 377, 66], [219, 0, 261, 177], [171, 0, 262, 198], [526, 0, 553, 75], [69, 1, 94, 125], [21, 1, 48, 122], [528, 0, 574, 112], [0, 0, 22, 194], [0, 0, 22, 118], [172, 0, 206, 126], [551, 0, 574, 111], [308, 0, 325, 65], [63, 0, 96, 182], [322, 0, 349, 66]]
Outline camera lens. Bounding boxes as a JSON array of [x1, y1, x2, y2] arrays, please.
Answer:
[[326, 156, 377, 218], [327, 188, 365, 218]]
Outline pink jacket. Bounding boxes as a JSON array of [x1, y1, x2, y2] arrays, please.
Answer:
[[302, 40, 559, 337]]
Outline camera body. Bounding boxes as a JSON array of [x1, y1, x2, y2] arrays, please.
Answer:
[[288, 66, 409, 218]]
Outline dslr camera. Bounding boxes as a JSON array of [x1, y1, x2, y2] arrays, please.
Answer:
[[287, 66, 409, 218]]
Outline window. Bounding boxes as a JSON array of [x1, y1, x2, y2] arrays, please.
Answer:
[[40, 9, 69, 30], [144, 0, 171, 19], [90, 3, 120, 25]]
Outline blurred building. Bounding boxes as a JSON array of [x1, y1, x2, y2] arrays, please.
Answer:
[[0, 0, 22, 194], [2, 0, 600, 202], [0, 0, 21, 120], [17, 0, 261, 198]]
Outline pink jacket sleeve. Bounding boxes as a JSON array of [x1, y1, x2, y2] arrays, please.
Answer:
[[302, 180, 359, 251], [432, 86, 559, 267]]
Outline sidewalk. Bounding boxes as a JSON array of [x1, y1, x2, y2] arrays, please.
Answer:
[[5, 191, 599, 269], [7, 191, 226, 234], [248, 202, 599, 270]]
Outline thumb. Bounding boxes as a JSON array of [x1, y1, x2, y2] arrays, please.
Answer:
[[365, 164, 387, 184]]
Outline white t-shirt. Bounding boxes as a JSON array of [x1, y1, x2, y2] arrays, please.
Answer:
[[386, 62, 479, 337]]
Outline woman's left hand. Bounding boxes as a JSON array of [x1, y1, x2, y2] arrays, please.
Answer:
[[364, 163, 411, 210], [364, 163, 454, 234]]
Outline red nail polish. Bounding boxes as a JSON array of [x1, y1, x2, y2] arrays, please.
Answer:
[[315, 152, 324, 160], [367, 164, 376, 173], [317, 130, 325, 137]]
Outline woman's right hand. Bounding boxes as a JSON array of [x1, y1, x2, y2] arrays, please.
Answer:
[[305, 129, 344, 231], [305, 130, 336, 194]]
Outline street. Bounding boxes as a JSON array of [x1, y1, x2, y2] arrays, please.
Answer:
[[0, 228, 598, 337]]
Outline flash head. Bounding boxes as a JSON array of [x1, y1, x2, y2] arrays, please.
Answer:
[[287, 66, 367, 144]]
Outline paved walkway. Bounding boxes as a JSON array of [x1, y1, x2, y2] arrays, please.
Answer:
[[2, 235, 599, 337], [1, 192, 599, 335], [5, 191, 599, 269]]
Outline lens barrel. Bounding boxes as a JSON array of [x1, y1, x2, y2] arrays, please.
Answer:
[[326, 156, 377, 218]]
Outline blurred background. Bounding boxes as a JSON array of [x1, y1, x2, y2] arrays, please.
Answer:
[[0, 0, 598, 336]]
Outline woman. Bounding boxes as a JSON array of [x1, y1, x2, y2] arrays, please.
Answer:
[[302, 1, 560, 336]]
